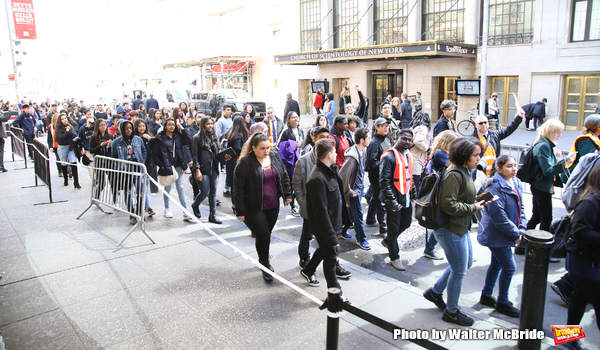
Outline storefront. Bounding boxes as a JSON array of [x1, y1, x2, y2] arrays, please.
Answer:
[[274, 40, 478, 121]]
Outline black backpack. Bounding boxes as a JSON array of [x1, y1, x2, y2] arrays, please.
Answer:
[[415, 168, 465, 229], [517, 141, 542, 184]]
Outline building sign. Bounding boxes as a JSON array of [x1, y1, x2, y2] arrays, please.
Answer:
[[11, 0, 36, 40], [274, 41, 476, 64]]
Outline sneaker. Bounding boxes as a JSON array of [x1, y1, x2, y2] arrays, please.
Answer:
[[479, 294, 497, 307], [183, 213, 193, 222], [423, 288, 447, 311], [495, 301, 520, 317], [300, 269, 320, 287], [146, 207, 156, 217], [390, 259, 406, 271], [365, 221, 378, 227], [549, 256, 561, 263], [291, 207, 300, 217], [164, 208, 173, 218], [551, 282, 573, 306], [424, 250, 444, 260], [0, 167, 7, 172], [223, 189, 231, 198], [339, 232, 352, 240], [356, 240, 371, 250], [129, 216, 137, 225], [442, 309, 474, 326], [335, 266, 352, 279], [563, 339, 586, 350]]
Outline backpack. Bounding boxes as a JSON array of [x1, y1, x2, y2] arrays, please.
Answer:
[[549, 214, 573, 259], [419, 158, 434, 186], [517, 141, 542, 184], [415, 168, 466, 229], [561, 151, 600, 211]]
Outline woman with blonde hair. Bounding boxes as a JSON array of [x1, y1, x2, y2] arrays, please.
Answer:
[[525, 119, 574, 232]]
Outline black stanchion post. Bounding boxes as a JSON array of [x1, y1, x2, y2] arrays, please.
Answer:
[[326, 287, 341, 350], [518, 229, 554, 350]]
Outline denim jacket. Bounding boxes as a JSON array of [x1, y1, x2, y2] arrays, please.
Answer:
[[111, 135, 146, 164]]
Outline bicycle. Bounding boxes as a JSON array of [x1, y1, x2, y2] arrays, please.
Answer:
[[457, 108, 500, 136]]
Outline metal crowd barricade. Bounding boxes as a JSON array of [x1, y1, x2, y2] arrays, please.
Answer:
[[21, 139, 67, 205], [77, 155, 155, 246], [9, 126, 27, 169]]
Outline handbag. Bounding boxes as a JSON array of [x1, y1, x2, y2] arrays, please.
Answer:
[[158, 142, 179, 186]]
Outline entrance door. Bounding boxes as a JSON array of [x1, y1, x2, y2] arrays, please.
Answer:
[[492, 76, 519, 125], [564, 75, 600, 130], [372, 72, 402, 118], [437, 77, 458, 120]]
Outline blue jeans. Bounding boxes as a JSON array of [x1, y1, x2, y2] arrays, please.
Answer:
[[483, 247, 517, 304], [163, 167, 187, 209], [192, 167, 219, 212], [432, 228, 473, 313], [533, 115, 544, 129], [299, 219, 313, 261], [343, 188, 366, 242], [425, 231, 438, 253]]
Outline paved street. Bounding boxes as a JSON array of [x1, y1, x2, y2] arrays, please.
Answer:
[[0, 121, 597, 349]]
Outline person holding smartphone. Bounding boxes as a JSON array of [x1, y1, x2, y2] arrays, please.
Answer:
[[477, 155, 525, 317]]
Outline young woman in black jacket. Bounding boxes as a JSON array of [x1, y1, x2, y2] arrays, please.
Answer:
[[225, 115, 249, 211], [149, 118, 192, 221], [233, 133, 292, 282], [89, 119, 113, 197], [563, 165, 600, 350], [190, 116, 221, 224], [133, 119, 156, 217], [54, 113, 81, 189]]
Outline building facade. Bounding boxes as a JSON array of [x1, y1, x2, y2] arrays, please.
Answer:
[[270, 0, 600, 129]]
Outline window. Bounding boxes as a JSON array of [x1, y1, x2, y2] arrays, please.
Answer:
[[571, 0, 600, 41], [334, 0, 360, 48], [487, 0, 535, 45], [374, 0, 408, 44], [300, 0, 321, 51], [422, 0, 465, 42]]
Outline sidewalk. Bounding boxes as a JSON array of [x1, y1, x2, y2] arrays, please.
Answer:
[[0, 153, 567, 349]]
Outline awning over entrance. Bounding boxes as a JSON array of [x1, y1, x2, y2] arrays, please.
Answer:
[[274, 40, 476, 65]]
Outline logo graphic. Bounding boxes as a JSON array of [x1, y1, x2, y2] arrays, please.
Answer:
[[551, 325, 585, 346]]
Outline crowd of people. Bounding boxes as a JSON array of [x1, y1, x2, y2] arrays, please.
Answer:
[[2, 90, 599, 348]]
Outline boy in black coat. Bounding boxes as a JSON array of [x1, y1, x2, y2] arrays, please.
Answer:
[[300, 139, 352, 294]]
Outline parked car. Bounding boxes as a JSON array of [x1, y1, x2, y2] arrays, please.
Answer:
[[195, 89, 266, 122]]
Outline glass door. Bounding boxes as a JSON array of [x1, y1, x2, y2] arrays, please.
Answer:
[[304, 80, 313, 115], [563, 75, 600, 130], [492, 76, 519, 125], [373, 74, 391, 118]]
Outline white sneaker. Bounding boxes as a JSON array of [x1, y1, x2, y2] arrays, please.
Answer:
[[391, 259, 406, 271], [164, 208, 173, 218], [183, 213, 193, 222]]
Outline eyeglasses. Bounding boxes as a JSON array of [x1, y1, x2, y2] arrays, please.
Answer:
[[478, 121, 488, 125]]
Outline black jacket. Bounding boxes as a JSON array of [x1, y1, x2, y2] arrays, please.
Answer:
[[567, 191, 600, 264], [283, 99, 300, 119], [149, 129, 192, 175], [400, 100, 412, 129], [306, 160, 352, 247], [233, 151, 292, 216], [379, 148, 411, 208], [433, 116, 453, 138], [470, 114, 523, 155], [522, 102, 546, 118], [191, 133, 218, 175], [366, 133, 391, 174]]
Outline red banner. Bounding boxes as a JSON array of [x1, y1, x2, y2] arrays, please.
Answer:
[[8, 74, 15, 81], [209, 62, 251, 75], [12, 0, 36, 40]]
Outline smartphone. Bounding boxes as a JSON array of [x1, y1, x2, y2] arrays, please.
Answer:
[[477, 192, 495, 202]]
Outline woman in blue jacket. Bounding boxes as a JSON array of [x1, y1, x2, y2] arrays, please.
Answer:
[[111, 120, 147, 225], [477, 155, 526, 318]]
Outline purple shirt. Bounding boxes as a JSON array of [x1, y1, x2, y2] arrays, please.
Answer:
[[262, 165, 279, 210]]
